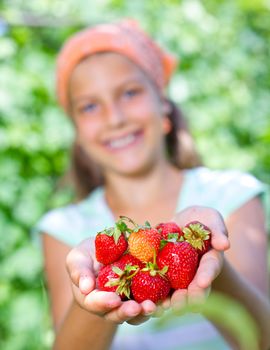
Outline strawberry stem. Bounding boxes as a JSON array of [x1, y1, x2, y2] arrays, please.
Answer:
[[126, 267, 140, 280], [119, 215, 137, 227]]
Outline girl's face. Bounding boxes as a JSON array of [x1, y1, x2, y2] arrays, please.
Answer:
[[69, 52, 171, 177]]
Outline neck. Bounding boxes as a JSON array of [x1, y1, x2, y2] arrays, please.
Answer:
[[104, 161, 183, 212]]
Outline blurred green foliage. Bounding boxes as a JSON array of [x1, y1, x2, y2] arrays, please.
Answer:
[[158, 291, 260, 350], [0, 0, 269, 349]]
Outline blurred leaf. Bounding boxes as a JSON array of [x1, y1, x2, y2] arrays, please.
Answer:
[[157, 292, 259, 350], [0, 1, 269, 349], [1, 245, 42, 283]]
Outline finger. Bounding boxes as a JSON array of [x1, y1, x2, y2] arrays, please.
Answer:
[[127, 315, 151, 325], [152, 305, 164, 318], [160, 296, 171, 310], [83, 290, 122, 315], [127, 300, 157, 324], [187, 284, 211, 306], [194, 250, 223, 289], [171, 289, 187, 308], [209, 220, 230, 252], [174, 206, 230, 251], [140, 300, 157, 315], [79, 275, 96, 295], [104, 300, 142, 324], [66, 244, 97, 292]]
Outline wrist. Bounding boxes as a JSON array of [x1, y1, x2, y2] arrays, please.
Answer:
[[211, 257, 232, 293]]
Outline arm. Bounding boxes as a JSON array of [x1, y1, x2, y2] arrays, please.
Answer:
[[213, 197, 270, 350], [42, 234, 118, 350], [172, 199, 270, 350], [49, 200, 269, 349], [42, 234, 157, 350]]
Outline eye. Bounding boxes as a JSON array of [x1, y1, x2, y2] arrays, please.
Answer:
[[123, 88, 140, 98], [80, 103, 97, 114]]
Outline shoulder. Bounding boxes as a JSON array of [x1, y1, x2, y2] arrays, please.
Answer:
[[33, 187, 114, 246], [180, 167, 267, 218], [189, 166, 264, 189]]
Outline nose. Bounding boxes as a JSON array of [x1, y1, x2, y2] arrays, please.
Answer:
[[105, 102, 126, 127]]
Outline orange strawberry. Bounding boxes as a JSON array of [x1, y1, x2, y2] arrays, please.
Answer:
[[121, 217, 161, 263], [157, 241, 198, 289], [183, 221, 212, 256]]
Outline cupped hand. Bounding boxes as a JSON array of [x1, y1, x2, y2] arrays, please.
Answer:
[[65, 237, 157, 325], [66, 206, 230, 323], [167, 206, 230, 309]]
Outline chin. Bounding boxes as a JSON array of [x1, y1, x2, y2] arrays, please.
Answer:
[[109, 158, 157, 178]]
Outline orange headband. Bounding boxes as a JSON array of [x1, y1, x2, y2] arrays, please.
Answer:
[[56, 19, 178, 112]]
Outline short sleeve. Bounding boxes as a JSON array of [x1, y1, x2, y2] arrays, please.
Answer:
[[32, 187, 115, 247], [179, 167, 268, 219], [32, 205, 86, 247]]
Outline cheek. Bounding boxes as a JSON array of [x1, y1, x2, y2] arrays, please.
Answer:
[[125, 95, 160, 123], [75, 118, 101, 143]]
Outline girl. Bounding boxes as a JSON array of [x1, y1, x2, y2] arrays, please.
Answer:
[[36, 19, 270, 350]]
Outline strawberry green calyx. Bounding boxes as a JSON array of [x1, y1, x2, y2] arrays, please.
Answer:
[[130, 265, 171, 303], [156, 222, 184, 241], [160, 233, 184, 249], [114, 219, 131, 241], [95, 222, 129, 265], [104, 264, 139, 299], [146, 265, 168, 278], [142, 252, 168, 279], [183, 221, 211, 251], [167, 233, 181, 241], [98, 218, 130, 244]]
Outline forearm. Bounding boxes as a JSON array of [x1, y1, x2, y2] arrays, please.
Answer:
[[212, 258, 270, 350], [53, 300, 118, 350]]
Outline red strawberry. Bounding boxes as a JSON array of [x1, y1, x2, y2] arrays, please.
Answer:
[[126, 219, 161, 263], [183, 221, 212, 256], [97, 261, 138, 300], [117, 253, 144, 269], [156, 221, 184, 240], [95, 219, 128, 265], [131, 267, 171, 303], [157, 241, 198, 289]]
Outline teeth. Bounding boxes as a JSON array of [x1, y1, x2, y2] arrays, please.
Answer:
[[108, 134, 136, 149]]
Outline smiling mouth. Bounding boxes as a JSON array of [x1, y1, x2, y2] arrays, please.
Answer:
[[104, 130, 143, 151]]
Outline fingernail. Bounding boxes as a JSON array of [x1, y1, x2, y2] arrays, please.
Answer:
[[79, 277, 93, 294]]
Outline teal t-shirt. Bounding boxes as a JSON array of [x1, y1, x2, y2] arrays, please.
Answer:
[[34, 167, 268, 350]]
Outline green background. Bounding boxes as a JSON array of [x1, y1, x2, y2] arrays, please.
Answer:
[[0, 0, 269, 349]]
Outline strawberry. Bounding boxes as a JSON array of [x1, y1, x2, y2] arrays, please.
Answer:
[[121, 216, 161, 263], [156, 221, 184, 240], [97, 261, 138, 300], [157, 241, 198, 289], [95, 219, 128, 265], [131, 266, 171, 303], [117, 253, 144, 269], [183, 221, 212, 256]]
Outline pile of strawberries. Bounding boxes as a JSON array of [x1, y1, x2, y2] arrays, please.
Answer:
[[95, 216, 211, 304]]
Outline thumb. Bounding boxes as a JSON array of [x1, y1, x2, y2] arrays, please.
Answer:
[[79, 271, 96, 295], [66, 243, 97, 294]]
